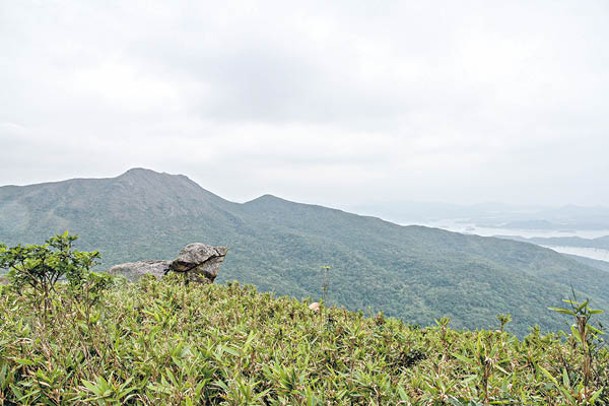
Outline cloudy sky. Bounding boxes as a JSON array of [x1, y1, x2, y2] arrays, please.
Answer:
[[2, 0, 608, 209]]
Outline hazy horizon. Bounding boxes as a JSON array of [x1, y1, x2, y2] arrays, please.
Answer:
[[3, 167, 609, 214]]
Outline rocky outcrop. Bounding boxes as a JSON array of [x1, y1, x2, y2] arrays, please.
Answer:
[[169, 243, 228, 283], [107, 243, 227, 283]]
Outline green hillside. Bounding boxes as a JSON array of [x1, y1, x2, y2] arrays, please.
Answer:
[[568, 254, 609, 273], [1, 168, 609, 335], [1, 276, 607, 404]]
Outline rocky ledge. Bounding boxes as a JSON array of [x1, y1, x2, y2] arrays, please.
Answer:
[[108, 243, 228, 283]]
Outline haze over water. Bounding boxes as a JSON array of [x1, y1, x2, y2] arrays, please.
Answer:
[[418, 220, 609, 263]]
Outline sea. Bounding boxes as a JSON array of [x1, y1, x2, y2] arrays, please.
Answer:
[[414, 219, 609, 263]]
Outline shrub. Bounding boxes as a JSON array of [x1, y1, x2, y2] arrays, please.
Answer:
[[0, 231, 100, 314]]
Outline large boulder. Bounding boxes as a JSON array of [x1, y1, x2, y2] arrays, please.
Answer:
[[169, 243, 228, 283], [107, 243, 227, 283]]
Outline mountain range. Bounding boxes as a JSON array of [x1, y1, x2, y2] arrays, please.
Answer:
[[1, 168, 608, 335]]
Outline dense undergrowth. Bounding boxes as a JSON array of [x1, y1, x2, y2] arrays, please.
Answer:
[[1, 275, 608, 405]]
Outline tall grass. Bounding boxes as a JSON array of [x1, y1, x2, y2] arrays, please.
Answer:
[[0, 275, 608, 405]]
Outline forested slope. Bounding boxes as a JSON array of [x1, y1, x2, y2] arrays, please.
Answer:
[[2, 168, 608, 335]]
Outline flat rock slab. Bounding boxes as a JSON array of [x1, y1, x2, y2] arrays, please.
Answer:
[[108, 260, 171, 280]]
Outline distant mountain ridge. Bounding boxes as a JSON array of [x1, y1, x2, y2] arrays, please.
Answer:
[[354, 201, 609, 230], [1, 168, 608, 335]]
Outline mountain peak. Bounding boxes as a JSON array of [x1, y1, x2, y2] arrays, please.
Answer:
[[119, 168, 182, 179], [112, 168, 228, 207], [244, 194, 293, 208], [122, 167, 157, 176], [255, 194, 281, 201], [116, 168, 199, 188]]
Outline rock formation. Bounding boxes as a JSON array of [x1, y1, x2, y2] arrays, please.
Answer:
[[169, 243, 228, 283], [107, 243, 227, 283]]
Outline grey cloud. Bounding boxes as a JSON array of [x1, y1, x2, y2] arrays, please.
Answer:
[[131, 40, 414, 130], [1, 0, 609, 207]]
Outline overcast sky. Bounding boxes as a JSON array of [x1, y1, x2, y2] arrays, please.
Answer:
[[2, 0, 608, 209]]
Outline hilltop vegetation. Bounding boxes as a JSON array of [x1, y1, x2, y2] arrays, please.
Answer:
[[2, 168, 609, 335], [1, 271, 608, 404]]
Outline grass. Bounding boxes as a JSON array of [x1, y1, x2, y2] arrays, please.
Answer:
[[0, 275, 608, 405]]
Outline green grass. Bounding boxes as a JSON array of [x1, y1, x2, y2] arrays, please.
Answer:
[[1, 275, 608, 405]]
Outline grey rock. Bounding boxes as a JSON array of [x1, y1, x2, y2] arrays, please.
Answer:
[[107, 260, 171, 280], [107, 243, 227, 283], [169, 243, 228, 283]]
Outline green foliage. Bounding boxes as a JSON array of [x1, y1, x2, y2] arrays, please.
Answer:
[[3, 170, 609, 335], [1, 275, 608, 404], [0, 232, 101, 316], [547, 295, 606, 402], [1, 231, 99, 292], [497, 313, 512, 332]]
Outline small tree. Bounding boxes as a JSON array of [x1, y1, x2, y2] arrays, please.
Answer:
[[0, 231, 100, 315]]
